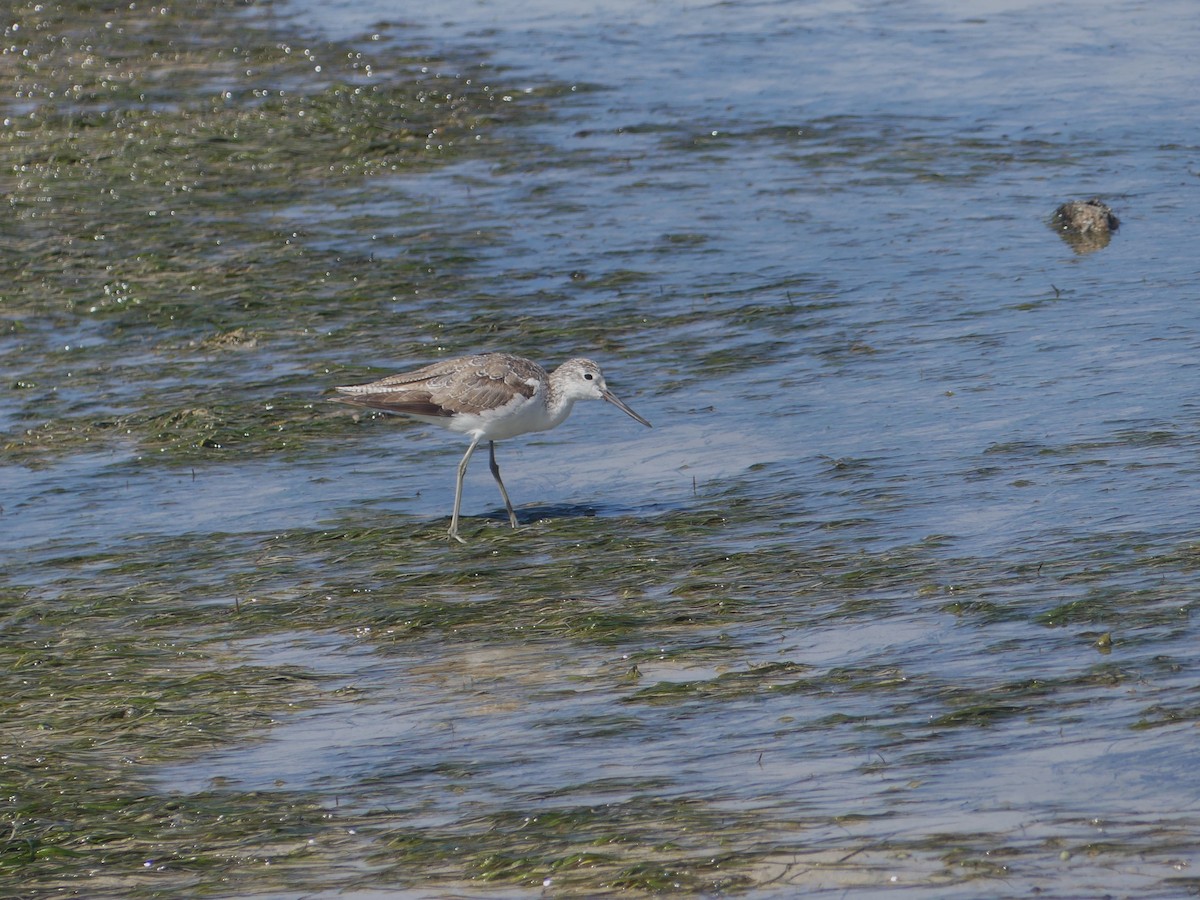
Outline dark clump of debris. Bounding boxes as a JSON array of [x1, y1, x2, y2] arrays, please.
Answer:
[[1051, 198, 1120, 254]]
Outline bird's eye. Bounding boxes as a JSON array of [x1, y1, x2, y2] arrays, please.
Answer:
[[584, 373, 594, 380]]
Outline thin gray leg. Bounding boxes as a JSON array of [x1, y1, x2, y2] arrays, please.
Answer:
[[488, 440, 519, 529], [450, 436, 482, 543]]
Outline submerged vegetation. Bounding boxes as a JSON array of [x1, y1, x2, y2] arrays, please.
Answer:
[[5, 482, 1199, 895], [2, 0, 540, 467]]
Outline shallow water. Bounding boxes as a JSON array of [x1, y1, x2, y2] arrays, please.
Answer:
[[5, 0, 1200, 896]]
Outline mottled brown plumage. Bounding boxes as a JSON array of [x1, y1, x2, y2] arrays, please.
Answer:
[[335, 354, 542, 420]]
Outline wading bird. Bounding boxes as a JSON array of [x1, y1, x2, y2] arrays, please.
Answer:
[[333, 352, 651, 542]]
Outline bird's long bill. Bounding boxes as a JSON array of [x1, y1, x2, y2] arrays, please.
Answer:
[[602, 389, 652, 427]]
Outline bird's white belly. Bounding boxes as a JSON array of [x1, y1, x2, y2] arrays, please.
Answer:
[[450, 393, 568, 441]]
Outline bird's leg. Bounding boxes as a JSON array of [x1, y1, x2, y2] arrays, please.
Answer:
[[488, 440, 519, 529], [450, 436, 483, 543]]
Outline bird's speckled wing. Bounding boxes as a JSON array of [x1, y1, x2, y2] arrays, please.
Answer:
[[334, 353, 545, 418]]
